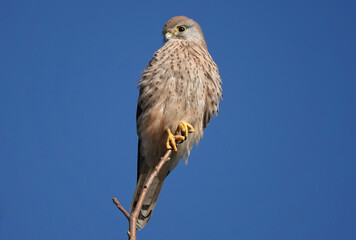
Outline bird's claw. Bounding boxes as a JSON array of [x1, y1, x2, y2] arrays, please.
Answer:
[[166, 122, 195, 152], [178, 121, 195, 139], [166, 128, 185, 151]]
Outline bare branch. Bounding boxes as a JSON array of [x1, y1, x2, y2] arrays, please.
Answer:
[[113, 149, 172, 240], [112, 198, 130, 221], [129, 149, 172, 239]]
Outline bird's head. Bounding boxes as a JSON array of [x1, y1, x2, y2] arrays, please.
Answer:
[[162, 16, 207, 47]]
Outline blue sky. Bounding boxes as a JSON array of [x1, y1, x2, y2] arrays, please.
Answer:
[[1, 0, 355, 239]]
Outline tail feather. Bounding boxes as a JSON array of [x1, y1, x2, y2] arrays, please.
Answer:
[[130, 165, 167, 230]]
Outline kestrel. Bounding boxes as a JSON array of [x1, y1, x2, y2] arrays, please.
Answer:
[[131, 16, 222, 230]]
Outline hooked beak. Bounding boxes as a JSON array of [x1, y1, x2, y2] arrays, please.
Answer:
[[164, 32, 173, 41]]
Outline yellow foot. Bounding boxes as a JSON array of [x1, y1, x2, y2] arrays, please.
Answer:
[[177, 121, 195, 139], [166, 128, 185, 152]]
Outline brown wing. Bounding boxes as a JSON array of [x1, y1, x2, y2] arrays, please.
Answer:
[[131, 95, 168, 230]]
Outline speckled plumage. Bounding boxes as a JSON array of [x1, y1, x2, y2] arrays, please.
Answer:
[[131, 16, 222, 230]]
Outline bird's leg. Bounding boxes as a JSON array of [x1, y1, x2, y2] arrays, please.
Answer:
[[177, 121, 195, 139], [166, 128, 185, 152]]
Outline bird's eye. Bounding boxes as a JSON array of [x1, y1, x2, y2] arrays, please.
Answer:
[[177, 26, 186, 32]]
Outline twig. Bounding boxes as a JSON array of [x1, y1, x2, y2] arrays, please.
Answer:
[[129, 149, 172, 239], [113, 149, 172, 240], [112, 198, 130, 221]]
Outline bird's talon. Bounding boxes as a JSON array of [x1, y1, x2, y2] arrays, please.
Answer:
[[166, 129, 183, 151], [177, 121, 195, 139], [166, 122, 194, 151]]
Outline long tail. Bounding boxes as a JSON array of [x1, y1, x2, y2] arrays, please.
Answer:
[[130, 165, 167, 230]]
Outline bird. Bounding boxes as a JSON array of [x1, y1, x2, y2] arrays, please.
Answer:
[[131, 16, 222, 230]]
